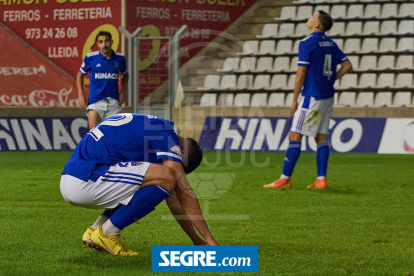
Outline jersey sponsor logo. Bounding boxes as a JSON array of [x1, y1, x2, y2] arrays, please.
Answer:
[[94, 73, 119, 80], [319, 41, 333, 47], [170, 145, 182, 155]]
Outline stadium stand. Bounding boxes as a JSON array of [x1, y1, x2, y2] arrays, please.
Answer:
[[184, 0, 414, 108]]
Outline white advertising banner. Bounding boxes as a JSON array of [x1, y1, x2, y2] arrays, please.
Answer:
[[378, 119, 414, 154]]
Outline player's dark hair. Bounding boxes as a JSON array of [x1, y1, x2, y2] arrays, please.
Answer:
[[182, 137, 203, 175], [95, 31, 112, 42], [318, 10, 333, 32]]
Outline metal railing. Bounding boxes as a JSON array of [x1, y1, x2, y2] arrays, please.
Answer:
[[119, 25, 188, 119]]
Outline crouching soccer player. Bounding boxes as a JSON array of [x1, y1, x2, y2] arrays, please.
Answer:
[[60, 113, 219, 256], [264, 11, 352, 189]]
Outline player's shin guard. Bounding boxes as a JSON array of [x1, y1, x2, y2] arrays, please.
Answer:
[[282, 141, 302, 177], [316, 142, 329, 177], [102, 205, 122, 218], [109, 185, 172, 230]]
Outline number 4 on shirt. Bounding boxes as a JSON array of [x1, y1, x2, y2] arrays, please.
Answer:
[[323, 54, 333, 80]]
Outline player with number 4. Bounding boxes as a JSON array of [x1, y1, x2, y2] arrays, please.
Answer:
[[264, 11, 352, 189]]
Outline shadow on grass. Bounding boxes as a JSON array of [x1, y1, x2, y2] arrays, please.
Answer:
[[61, 250, 152, 271], [307, 187, 369, 195]]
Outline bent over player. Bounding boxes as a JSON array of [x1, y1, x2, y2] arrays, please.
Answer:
[[77, 31, 129, 130], [264, 11, 352, 189], [61, 114, 219, 256]]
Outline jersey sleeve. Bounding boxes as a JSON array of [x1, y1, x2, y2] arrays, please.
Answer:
[[79, 56, 92, 75], [334, 42, 348, 64], [120, 56, 128, 75], [297, 40, 312, 66], [148, 130, 182, 163]]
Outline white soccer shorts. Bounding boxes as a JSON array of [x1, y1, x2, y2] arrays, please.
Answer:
[[291, 96, 334, 137], [86, 97, 121, 120], [60, 161, 152, 209]]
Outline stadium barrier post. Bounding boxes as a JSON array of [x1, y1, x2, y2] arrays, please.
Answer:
[[118, 26, 142, 112]]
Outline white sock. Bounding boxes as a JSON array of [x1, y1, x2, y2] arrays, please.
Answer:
[[91, 215, 109, 230], [281, 174, 290, 180], [102, 219, 121, 236], [317, 176, 326, 180]]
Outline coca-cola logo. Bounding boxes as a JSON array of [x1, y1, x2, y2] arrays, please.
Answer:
[[0, 87, 78, 107]]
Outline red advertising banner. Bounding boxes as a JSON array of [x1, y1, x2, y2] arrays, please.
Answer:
[[126, 0, 258, 100], [1, 0, 122, 81], [0, 26, 78, 107]]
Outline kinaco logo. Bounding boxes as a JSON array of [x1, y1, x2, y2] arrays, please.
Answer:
[[151, 246, 258, 272]]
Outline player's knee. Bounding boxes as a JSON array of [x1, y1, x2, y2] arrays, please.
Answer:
[[159, 167, 177, 192], [315, 134, 327, 144], [289, 131, 302, 142]]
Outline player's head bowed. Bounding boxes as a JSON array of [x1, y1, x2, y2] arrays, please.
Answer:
[[178, 136, 203, 175]]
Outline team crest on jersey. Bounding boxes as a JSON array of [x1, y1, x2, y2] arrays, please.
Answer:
[[115, 62, 119, 68], [170, 146, 181, 155]]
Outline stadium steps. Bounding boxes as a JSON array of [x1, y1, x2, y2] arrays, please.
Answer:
[[181, 0, 291, 93]]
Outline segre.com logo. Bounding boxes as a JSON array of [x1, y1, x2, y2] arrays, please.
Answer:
[[151, 246, 258, 272]]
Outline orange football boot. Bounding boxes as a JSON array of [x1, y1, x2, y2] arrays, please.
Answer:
[[263, 178, 292, 189], [307, 178, 328, 189]]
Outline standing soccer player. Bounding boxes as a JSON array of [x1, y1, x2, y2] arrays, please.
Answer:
[[264, 11, 352, 189], [77, 31, 129, 130]]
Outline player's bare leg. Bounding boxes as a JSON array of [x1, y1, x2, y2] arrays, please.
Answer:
[[90, 164, 176, 255], [308, 133, 329, 189], [87, 110, 102, 130], [264, 131, 303, 189]]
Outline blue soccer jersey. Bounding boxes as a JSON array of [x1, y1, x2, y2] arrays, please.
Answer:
[[80, 50, 127, 105], [62, 114, 181, 181], [298, 32, 348, 99]]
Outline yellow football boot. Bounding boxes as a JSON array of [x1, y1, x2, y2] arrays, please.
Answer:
[[90, 226, 138, 256], [82, 227, 94, 248]]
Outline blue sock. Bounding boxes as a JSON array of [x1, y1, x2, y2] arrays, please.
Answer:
[[316, 142, 330, 177], [102, 205, 122, 218], [110, 186, 172, 230], [282, 141, 302, 177]]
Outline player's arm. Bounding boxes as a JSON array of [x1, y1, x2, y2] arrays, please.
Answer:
[[292, 66, 307, 113], [76, 71, 87, 109], [119, 72, 129, 105], [165, 191, 206, 245], [77, 58, 91, 109], [336, 60, 353, 79], [162, 159, 219, 245]]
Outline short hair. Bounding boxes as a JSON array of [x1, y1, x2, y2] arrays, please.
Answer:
[[95, 31, 112, 42], [182, 137, 203, 175], [318, 10, 333, 32]]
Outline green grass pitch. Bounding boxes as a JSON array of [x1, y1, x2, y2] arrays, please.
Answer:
[[1, 151, 413, 276]]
